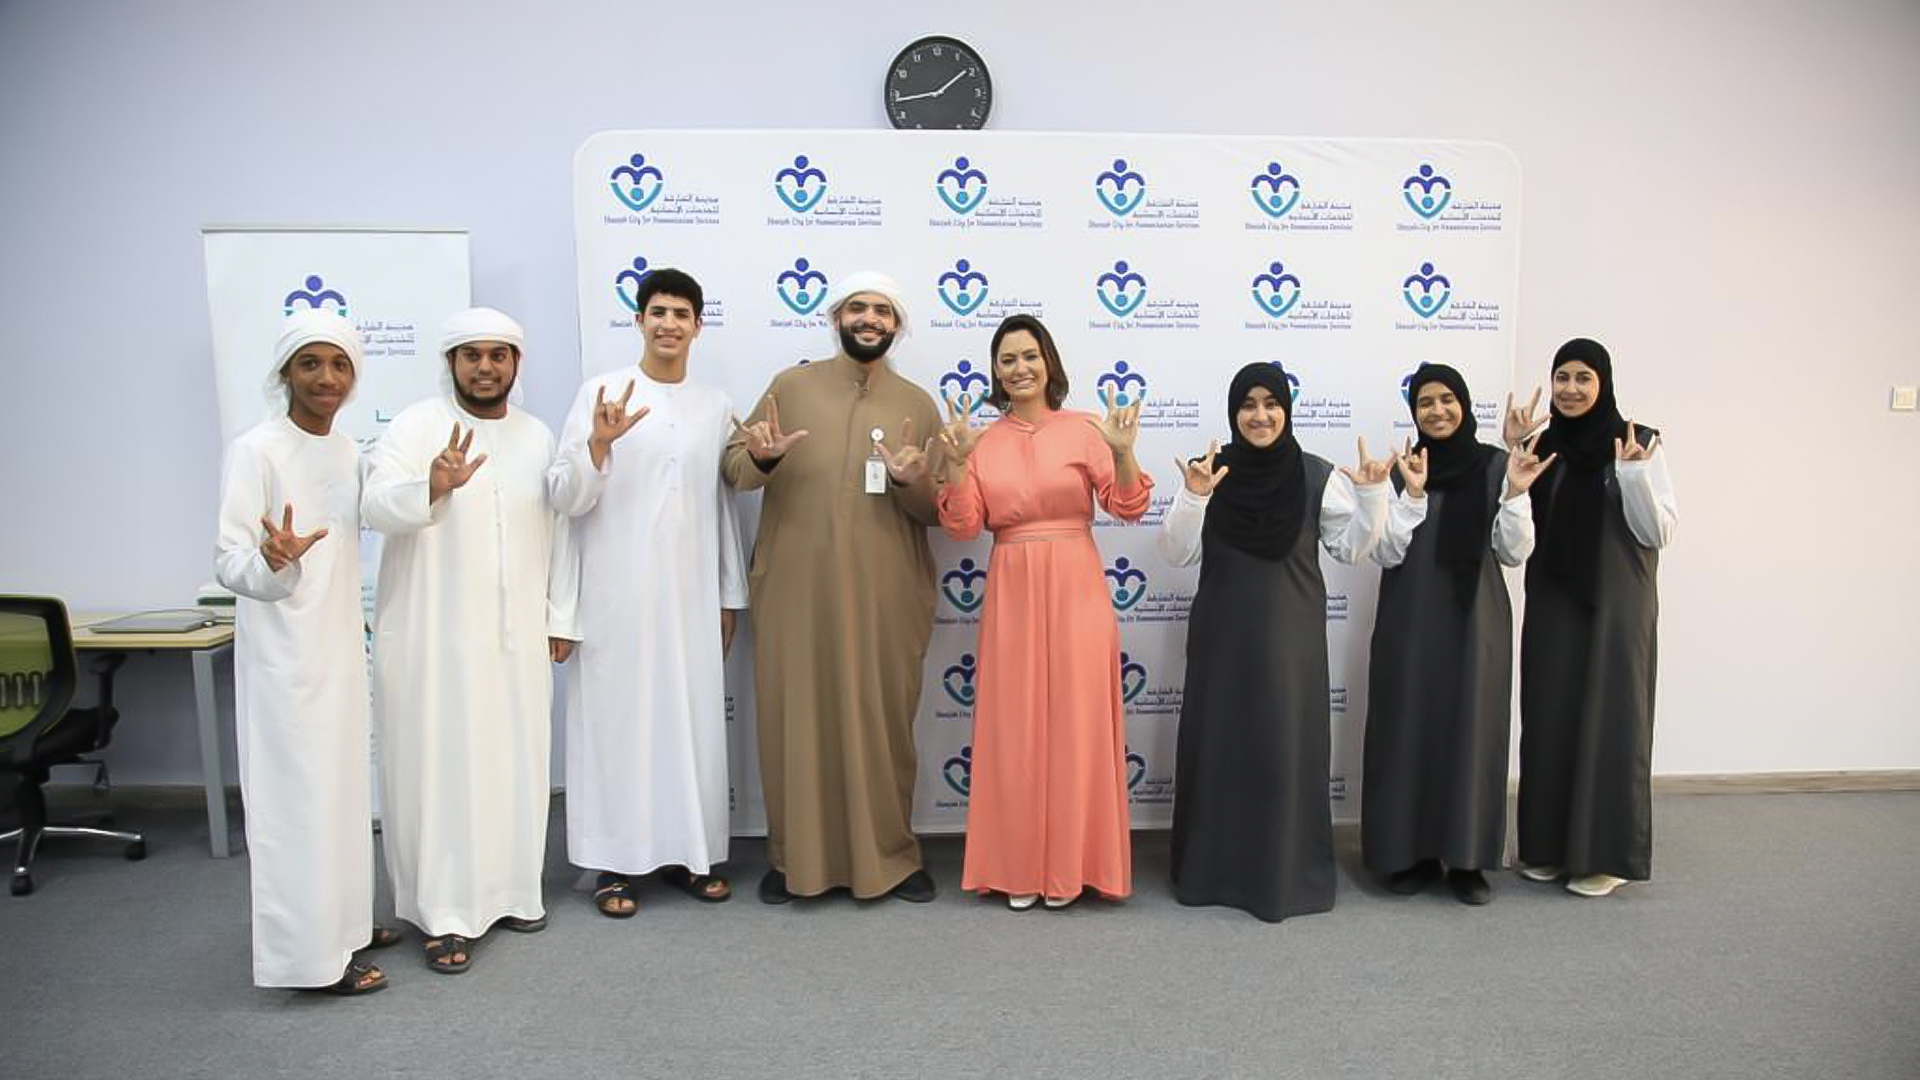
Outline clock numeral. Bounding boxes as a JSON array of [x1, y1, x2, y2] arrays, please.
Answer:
[[931, 44, 943, 56], [895, 68, 908, 79]]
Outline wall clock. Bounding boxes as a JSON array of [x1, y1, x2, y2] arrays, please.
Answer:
[[885, 36, 992, 130]]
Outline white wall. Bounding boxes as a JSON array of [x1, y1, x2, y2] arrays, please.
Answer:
[[2, 0, 1915, 783]]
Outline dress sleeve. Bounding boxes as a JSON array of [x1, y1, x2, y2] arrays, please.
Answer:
[[722, 382, 781, 492], [1374, 490, 1427, 569], [1617, 444, 1677, 549], [361, 417, 444, 535], [213, 441, 300, 602], [1320, 471, 1389, 565], [1086, 425, 1154, 523], [1156, 485, 1207, 569], [936, 458, 987, 542], [545, 510, 581, 642], [716, 411, 750, 609], [1492, 487, 1535, 567], [547, 380, 610, 518]]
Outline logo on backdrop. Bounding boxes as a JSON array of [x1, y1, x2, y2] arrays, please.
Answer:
[[284, 275, 347, 316], [1327, 592, 1349, 623], [936, 259, 990, 317], [1095, 158, 1147, 217], [940, 557, 988, 614], [936, 156, 988, 215], [610, 153, 664, 213], [1090, 360, 1201, 438], [938, 360, 991, 416], [1403, 261, 1451, 319], [1095, 260, 1147, 317], [1250, 261, 1302, 318], [614, 256, 653, 312], [1264, 360, 1303, 404], [1401, 370, 1418, 405], [1403, 163, 1452, 219], [1096, 360, 1147, 407], [1276, 369, 1352, 431], [1105, 557, 1148, 612], [942, 654, 979, 707], [1120, 652, 1148, 704], [943, 746, 974, 796], [1251, 162, 1302, 219], [774, 154, 828, 213], [1126, 746, 1148, 791], [776, 258, 828, 315]]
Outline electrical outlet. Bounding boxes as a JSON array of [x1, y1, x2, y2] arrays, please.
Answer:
[[1893, 386, 1918, 411]]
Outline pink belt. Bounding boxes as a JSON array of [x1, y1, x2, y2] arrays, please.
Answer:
[[996, 523, 1091, 544]]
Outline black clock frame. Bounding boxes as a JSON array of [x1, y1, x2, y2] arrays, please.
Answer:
[[884, 35, 992, 131]]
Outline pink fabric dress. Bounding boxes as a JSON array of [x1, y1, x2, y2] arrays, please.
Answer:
[[936, 409, 1154, 900]]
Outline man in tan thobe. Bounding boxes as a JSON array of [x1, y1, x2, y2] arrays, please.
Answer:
[[725, 271, 941, 903]]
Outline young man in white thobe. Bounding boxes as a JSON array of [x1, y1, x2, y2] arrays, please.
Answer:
[[364, 307, 579, 974], [548, 268, 747, 917], [215, 310, 400, 995]]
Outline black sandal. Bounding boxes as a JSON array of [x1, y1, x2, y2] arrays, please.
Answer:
[[661, 865, 732, 903], [316, 959, 388, 995], [496, 914, 548, 933], [423, 935, 471, 975], [362, 925, 404, 951], [594, 873, 638, 919]]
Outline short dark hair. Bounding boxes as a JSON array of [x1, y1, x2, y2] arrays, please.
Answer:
[[634, 268, 704, 321], [985, 313, 1069, 412]]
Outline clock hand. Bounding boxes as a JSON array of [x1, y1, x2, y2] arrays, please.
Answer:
[[892, 87, 944, 104], [931, 70, 966, 96]]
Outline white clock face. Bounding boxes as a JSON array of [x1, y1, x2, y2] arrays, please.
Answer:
[[887, 36, 992, 130]]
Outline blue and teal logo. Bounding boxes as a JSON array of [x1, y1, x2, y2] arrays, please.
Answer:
[[936, 156, 988, 215], [1400, 369, 1419, 405], [1095, 360, 1147, 409], [1120, 652, 1147, 704], [776, 257, 827, 315], [1095, 157, 1146, 217], [943, 745, 973, 796], [942, 654, 978, 707], [940, 557, 987, 614], [610, 153, 664, 213], [1125, 746, 1148, 791], [1106, 557, 1148, 612], [1095, 260, 1147, 317], [774, 154, 827, 213], [1403, 261, 1452, 319], [1403, 163, 1452, 219], [1264, 361, 1303, 403], [939, 360, 991, 417], [936, 258, 989, 316], [1251, 161, 1301, 219], [614, 256, 652, 312], [1251, 261, 1303, 318], [284, 275, 346, 316]]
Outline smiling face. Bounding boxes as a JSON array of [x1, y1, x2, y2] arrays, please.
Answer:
[[835, 292, 899, 362], [448, 340, 519, 416], [1236, 384, 1287, 448], [1552, 359, 1601, 418], [1413, 380, 1464, 440], [282, 343, 355, 433], [636, 292, 702, 364], [993, 329, 1049, 409]]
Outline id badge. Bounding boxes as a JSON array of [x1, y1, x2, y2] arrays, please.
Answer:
[[865, 456, 889, 495]]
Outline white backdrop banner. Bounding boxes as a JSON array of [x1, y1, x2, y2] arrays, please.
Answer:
[[202, 226, 472, 615], [572, 131, 1520, 832]]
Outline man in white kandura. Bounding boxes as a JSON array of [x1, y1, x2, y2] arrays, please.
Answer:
[[363, 307, 579, 975], [548, 268, 747, 918], [215, 309, 399, 995]]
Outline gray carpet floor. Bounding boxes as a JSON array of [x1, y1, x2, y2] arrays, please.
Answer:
[[2, 789, 1916, 1080]]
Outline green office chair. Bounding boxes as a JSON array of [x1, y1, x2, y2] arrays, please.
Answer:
[[0, 596, 146, 896]]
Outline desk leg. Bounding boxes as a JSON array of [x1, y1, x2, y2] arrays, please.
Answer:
[[192, 644, 233, 858]]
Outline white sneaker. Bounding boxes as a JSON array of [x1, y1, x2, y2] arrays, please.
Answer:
[[1007, 893, 1039, 910], [1565, 873, 1630, 897], [1044, 894, 1079, 909], [1517, 864, 1563, 883]]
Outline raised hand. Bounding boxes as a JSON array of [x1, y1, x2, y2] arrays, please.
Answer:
[[1177, 440, 1230, 496], [259, 503, 328, 572], [937, 392, 983, 478], [1339, 436, 1395, 487], [429, 422, 489, 503], [588, 381, 651, 468], [732, 396, 810, 463], [880, 417, 933, 484], [1503, 387, 1547, 449], [1506, 431, 1557, 496], [1615, 420, 1659, 463], [1395, 436, 1430, 498], [1090, 390, 1144, 457]]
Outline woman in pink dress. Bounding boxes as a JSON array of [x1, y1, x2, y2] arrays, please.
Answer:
[[935, 314, 1153, 910]]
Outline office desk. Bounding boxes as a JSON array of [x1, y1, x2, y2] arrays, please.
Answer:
[[70, 614, 237, 858]]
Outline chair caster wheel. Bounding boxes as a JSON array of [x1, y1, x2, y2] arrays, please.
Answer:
[[125, 841, 147, 861], [10, 873, 32, 896]]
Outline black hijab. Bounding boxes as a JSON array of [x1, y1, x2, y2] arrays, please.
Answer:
[[1407, 363, 1499, 607], [1531, 338, 1629, 607], [1205, 363, 1306, 562]]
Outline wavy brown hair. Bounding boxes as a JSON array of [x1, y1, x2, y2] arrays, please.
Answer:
[[984, 313, 1069, 412]]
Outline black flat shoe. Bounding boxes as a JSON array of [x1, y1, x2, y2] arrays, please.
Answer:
[[497, 914, 549, 933], [758, 868, 794, 905], [1385, 859, 1444, 896], [890, 869, 937, 904], [1447, 868, 1492, 906]]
